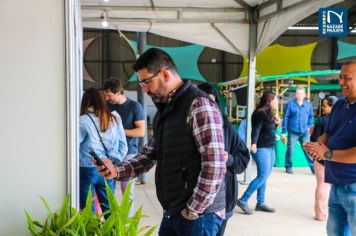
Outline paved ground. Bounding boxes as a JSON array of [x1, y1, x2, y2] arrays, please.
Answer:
[[115, 165, 327, 236]]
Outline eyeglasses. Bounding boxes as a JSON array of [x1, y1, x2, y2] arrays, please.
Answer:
[[339, 75, 352, 82], [138, 70, 160, 87]]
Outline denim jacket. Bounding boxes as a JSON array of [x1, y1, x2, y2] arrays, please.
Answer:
[[79, 112, 127, 167]]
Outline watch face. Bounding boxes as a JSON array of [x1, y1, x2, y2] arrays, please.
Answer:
[[325, 151, 332, 160], [188, 211, 199, 219]]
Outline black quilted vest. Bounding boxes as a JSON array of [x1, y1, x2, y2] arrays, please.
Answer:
[[153, 80, 225, 216]]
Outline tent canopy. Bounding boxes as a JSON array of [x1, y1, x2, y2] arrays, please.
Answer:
[[127, 42, 206, 82], [259, 69, 341, 82], [240, 42, 317, 78], [288, 84, 341, 91], [337, 41, 356, 63], [81, 0, 342, 58]]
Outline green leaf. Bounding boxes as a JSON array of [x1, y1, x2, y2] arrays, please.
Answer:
[[119, 182, 133, 222], [105, 180, 119, 211], [83, 186, 93, 215], [57, 195, 70, 228], [143, 225, 158, 236], [24, 211, 40, 236], [32, 220, 44, 229], [39, 196, 53, 216]]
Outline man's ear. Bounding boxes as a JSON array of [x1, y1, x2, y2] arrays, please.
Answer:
[[162, 69, 171, 82]]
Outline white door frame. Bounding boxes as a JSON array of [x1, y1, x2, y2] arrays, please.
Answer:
[[65, 0, 82, 208]]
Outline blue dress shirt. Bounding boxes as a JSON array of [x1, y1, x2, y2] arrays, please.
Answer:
[[282, 99, 314, 134]]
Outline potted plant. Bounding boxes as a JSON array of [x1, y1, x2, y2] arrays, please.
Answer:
[[25, 182, 157, 235]]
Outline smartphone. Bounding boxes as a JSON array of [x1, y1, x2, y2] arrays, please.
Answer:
[[90, 151, 111, 175]]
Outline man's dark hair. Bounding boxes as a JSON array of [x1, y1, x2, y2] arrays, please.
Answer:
[[132, 48, 178, 74], [103, 78, 124, 94]]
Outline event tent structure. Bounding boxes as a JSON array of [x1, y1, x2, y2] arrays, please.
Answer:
[[81, 0, 343, 181], [81, 0, 342, 58]]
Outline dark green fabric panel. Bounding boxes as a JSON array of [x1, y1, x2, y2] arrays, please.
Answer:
[[128, 41, 206, 83]]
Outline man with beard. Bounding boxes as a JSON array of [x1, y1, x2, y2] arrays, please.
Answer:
[[304, 62, 356, 235], [97, 48, 226, 236]]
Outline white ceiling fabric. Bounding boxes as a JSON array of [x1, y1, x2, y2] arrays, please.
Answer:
[[256, 0, 343, 54], [81, 0, 343, 57]]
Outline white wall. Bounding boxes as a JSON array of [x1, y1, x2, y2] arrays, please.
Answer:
[[0, 0, 66, 235]]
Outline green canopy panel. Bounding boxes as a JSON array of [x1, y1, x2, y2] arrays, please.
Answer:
[[288, 84, 341, 91], [337, 41, 356, 62], [258, 70, 340, 82], [128, 41, 206, 83]]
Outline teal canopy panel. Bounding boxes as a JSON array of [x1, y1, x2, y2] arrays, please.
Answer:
[[337, 41, 356, 62], [128, 41, 206, 83]]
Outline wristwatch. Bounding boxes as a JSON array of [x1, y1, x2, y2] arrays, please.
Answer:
[[187, 209, 199, 220], [324, 150, 333, 160]]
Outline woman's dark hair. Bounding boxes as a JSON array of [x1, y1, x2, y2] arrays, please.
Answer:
[[80, 88, 114, 132], [256, 91, 276, 122], [323, 95, 339, 107], [197, 83, 220, 106]]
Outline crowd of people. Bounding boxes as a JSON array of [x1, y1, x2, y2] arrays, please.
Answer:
[[78, 47, 356, 236]]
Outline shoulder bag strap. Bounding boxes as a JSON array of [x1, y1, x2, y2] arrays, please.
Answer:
[[86, 114, 111, 157]]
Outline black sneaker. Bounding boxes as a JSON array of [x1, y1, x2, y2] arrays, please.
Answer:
[[255, 204, 276, 213], [237, 200, 253, 215], [286, 168, 293, 174]]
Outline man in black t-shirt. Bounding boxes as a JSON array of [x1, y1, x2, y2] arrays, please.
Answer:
[[103, 78, 145, 214]]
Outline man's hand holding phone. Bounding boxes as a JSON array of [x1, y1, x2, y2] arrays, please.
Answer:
[[91, 152, 118, 179]]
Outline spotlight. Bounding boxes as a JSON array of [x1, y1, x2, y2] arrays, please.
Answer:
[[100, 11, 108, 27]]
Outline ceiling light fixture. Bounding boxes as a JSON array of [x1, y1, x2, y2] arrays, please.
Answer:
[[100, 10, 108, 27], [287, 26, 318, 30]]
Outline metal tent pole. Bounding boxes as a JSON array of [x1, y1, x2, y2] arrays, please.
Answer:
[[136, 32, 148, 183], [243, 9, 257, 184]]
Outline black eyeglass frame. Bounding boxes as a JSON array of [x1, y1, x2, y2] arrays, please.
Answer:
[[137, 70, 161, 87]]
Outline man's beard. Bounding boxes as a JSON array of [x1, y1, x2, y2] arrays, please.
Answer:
[[148, 92, 167, 103]]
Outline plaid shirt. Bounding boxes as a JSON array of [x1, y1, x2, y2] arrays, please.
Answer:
[[115, 96, 226, 216]]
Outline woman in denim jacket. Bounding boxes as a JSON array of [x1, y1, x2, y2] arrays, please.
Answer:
[[79, 88, 127, 215]]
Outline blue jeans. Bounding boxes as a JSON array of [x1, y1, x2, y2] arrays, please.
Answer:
[[285, 131, 314, 171], [240, 147, 275, 205], [159, 213, 222, 236], [327, 184, 356, 236], [80, 167, 115, 215]]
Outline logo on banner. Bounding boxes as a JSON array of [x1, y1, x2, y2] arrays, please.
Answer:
[[319, 8, 348, 37]]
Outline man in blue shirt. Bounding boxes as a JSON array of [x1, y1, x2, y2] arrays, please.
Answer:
[[281, 86, 314, 174], [103, 78, 145, 213], [304, 62, 356, 236]]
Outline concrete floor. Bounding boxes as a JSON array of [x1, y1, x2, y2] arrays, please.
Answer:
[[116, 165, 327, 236]]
